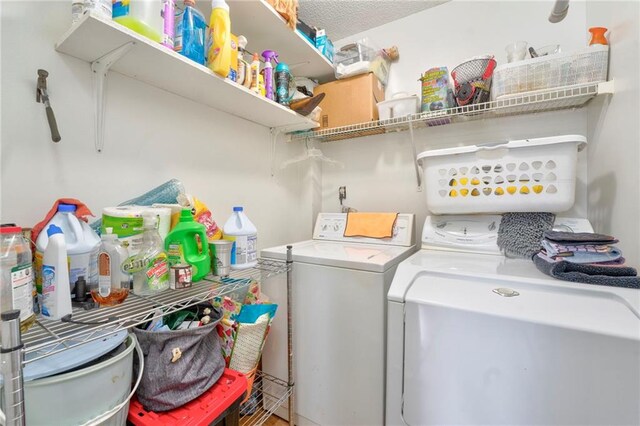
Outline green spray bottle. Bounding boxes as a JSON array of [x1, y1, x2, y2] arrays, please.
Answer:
[[165, 209, 211, 282]]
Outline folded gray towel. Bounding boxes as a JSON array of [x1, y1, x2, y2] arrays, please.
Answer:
[[533, 254, 640, 289], [497, 213, 556, 258]]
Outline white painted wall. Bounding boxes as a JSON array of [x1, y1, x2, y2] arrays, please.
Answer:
[[586, 1, 640, 266], [0, 0, 315, 248], [322, 0, 592, 244]]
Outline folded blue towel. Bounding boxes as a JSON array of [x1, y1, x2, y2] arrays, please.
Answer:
[[533, 253, 640, 289]]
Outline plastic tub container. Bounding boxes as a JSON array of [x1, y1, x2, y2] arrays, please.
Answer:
[[1, 334, 140, 426], [417, 135, 587, 214], [492, 45, 608, 99], [377, 93, 419, 120]]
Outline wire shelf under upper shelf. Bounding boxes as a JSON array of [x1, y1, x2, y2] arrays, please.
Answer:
[[21, 258, 290, 363], [289, 81, 614, 143], [240, 370, 293, 426]]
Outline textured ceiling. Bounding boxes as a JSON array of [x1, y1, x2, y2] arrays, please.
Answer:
[[298, 0, 450, 42]]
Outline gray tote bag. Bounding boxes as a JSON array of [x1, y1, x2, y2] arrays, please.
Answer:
[[133, 307, 225, 412]]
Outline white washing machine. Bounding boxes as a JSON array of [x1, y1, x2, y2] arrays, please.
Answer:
[[387, 216, 640, 425], [261, 213, 416, 426]]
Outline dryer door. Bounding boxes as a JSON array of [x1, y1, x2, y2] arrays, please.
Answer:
[[402, 273, 640, 425]]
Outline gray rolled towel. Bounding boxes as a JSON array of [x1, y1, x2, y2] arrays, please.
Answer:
[[533, 254, 640, 289], [497, 212, 556, 258]]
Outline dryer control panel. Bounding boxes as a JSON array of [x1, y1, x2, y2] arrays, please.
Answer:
[[313, 213, 415, 247]]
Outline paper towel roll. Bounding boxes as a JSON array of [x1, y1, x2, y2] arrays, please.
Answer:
[[102, 205, 172, 246], [102, 206, 148, 255], [152, 203, 184, 230], [144, 207, 171, 240]]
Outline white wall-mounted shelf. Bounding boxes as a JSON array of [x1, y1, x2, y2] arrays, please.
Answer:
[[290, 81, 615, 143], [225, 0, 335, 83], [289, 81, 614, 191], [55, 12, 317, 133]]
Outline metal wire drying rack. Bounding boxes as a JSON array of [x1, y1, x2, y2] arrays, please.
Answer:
[[289, 81, 614, 143], [0, 248, 295, 426]]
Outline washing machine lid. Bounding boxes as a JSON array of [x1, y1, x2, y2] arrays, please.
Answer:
[[399, 252, 640, 425], [389, 250, 640, 330], [406, 266, 640, 340], [261, 240, 416, 273]]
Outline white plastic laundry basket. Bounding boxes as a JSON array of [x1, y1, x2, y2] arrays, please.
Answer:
[[492, 45, 608, 99], [418, 135, 587, 214]]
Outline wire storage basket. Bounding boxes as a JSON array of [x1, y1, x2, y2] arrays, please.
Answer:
[[417, 135, 587, 214], [451, 56, 497, 106], [491, 45, 609, 99]]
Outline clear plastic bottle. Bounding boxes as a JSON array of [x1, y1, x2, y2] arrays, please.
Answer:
[[83, 0, 112, 20], [97, 227, 130, 299], [175, 0, 207, 65], [0, 226, 36, 333], [71, 0, 85, 24], [131, 214, 170, 295]]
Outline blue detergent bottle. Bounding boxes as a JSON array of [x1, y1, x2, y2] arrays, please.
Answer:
[[175, 0, 207, 65]]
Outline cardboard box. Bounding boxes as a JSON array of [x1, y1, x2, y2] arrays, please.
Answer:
[[315, 73, 384, 129]]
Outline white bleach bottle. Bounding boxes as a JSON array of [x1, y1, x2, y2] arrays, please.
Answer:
[[223, 206, 257, 270], [35, 203, 100, 295], [41, 225, 73, 320]]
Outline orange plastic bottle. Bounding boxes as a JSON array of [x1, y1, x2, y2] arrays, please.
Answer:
[[589, 27, 608, 46]]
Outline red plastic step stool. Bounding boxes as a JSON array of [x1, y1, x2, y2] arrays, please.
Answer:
[[128, 369, 248, 426]]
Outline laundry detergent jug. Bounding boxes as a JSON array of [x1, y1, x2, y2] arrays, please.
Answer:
[[223, 206, 257, 270], [165, 209, 211, 281], [35, 204, 100, 294]]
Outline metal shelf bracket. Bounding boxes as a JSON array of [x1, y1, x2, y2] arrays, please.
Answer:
[[91, 42, 134, 153], [270, 127, 281, 177], [408, 121, 422, 192]]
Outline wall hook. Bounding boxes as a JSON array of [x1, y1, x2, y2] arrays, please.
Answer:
[[36, 69, 61, 142]]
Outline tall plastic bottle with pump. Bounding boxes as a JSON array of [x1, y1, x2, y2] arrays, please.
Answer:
[[130, 213, 170, 295], [41, 225, 73, 320], [261, 50, 278, 100], [1, 226, 36, 333], [35, 203, 100, 294], [98, 227, 130, 299], [223, 207, 257, 270], [207, 0, 231, 77]]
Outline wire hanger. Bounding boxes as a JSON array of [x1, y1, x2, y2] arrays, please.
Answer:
[[280, 137, 344, 170]]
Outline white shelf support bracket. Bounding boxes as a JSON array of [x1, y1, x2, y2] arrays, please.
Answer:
[[408, 121, 423, 192], [91, 42, 134, 153], [270, 127, 282, 177], [597, 79, 615, 95]]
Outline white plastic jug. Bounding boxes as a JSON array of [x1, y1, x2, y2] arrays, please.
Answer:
[[222, 206, 257, 270], [35, 204, 100, 292]]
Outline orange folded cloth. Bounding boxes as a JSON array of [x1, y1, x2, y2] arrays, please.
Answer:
[[344, 212, 398, 239]]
